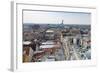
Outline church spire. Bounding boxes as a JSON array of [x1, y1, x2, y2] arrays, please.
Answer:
[[61, 20, 64, 24]]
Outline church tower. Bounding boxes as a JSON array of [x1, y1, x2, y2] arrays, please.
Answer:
[[61, 20, 64, 24]]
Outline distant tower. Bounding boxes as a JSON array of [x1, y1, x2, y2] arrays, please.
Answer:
[[61, 20, 64, 24]]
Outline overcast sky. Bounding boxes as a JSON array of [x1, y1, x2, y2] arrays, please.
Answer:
[[23, 10, 91, 25]]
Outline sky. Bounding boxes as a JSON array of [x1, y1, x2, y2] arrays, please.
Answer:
[[23, 10, 91, 25]]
